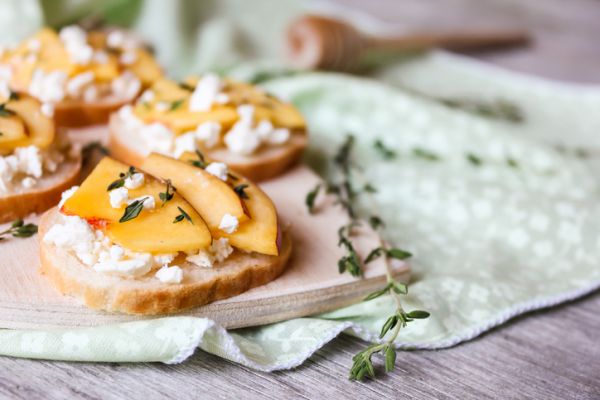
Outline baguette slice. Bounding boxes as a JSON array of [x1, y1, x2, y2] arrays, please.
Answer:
[[0, 155, 81, 223], [108, 114, 307, 181], [54, 96, 136, 128], [39, 207, 292, 315]]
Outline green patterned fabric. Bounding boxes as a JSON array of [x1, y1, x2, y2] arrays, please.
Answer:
[[0, 0, 599, 368]]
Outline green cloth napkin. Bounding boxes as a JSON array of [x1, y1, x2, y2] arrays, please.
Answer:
[[0, 0, 599, 369]]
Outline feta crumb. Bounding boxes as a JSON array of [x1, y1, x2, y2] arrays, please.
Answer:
[[59, 25, 93, 65], [205, 162, 228, 181], [154, 253, 177, 267], [109, 187, 129, 208], [186, 250, 213, 268], [109, 245, 125, 261], [106, 30, 125, 48], [266, 128, 290, 145], [211, 238, 234, 262], [83, 86, 98, 102], [139, 123, 174, 155], [21, 177, 35, 188], [138, 90, 154, 104], [14, 146, 43, 178], [219, 213, 239, 234], [189, 73, 223, 112], [41, 103, 54, 117], [111, 71, 141, 100], [93, 50, 109, 64], [224, 120, 261, 155], [29, 69, 68, 103], [94, 257, 152, 277], [154, 101, 170, 112], [215, 93, 229, 104], [173, 131, 197, 158], [195, 121, 221, 148], [155, 266, 183, 284], [27, 39, 41, 52], [118, 105, 144, 130], [120, 50, 137, 65], [128, 195, 155, 210], [0, 81, 10, 99], [58, 185, 79, 209], [66, 71, 94, 99], [124, 172, 144, 189]]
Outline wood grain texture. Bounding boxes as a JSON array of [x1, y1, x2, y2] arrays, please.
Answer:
[[0, 0, 599, 399]]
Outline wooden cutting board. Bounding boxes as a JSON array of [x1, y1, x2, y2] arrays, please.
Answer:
[[0, 128, 409, 330]]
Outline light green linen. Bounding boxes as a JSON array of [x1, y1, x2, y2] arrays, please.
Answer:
[[0, 0, 598, 369]]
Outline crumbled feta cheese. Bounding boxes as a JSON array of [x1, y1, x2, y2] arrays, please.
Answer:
[[124, 172, 144, 189], [41, 103, 54, 117], [154, 101, 170, 112], [224, 119, 261, 155], [106, 30, 125, 48], [255, 120, 274, 140], [120, 51, 137, 65], [27, 39, 41, 52], [215, 93, 229, 104], [111, 71, 141, 100], [189, 73, 224, 112], [21, 177, 35, 188], [59, 25, 93, 65], [14, 146, 43, 178], [155, 266, 183, 284], [118, 105, 144, 130], [195, 121, 221, 148], [219, 213, 239, 234], [154, 253, 177, 267], [45, 214, 157, 277], [139, 123, 174, 155], [128, 195, 155, 210], [93, 50, 109, 64], [0, 65, 12, 82], [237, 104, 255, 122], [29, 69, 67, 103], [109, 187, 129, 208], [186, 250, 213, 268], [205, 162, 228, 181], [66, 71, 94, 99], [266, 128, 290, 145], [58, 185, 79, 209], [173, 131, 197, 158], [83, 86, 98, 102], [211, 238, 234, 262], [138, 90, 154, 104]]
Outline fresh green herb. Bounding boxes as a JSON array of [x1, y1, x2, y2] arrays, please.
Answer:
[[8, 91, 19, 101], [178, 82, 195, 91], [107, 166, 136, 191], [0, 219, 38, 240], [169, 99, 184, 111], [363, 184, 377, 193], [0, 103, 16, 117], [248, 69, 299, 85], [173, 206, 193, 224], [305, 183, 322, 214], [233, 184, 250, 200], [439, 97, 524, 123], [365, 246, 412, 263], [412, 147, 439, 161], [189, 150, 207, 169], [466, 153, 482, 166], [159, 179, 176, 206], [369, 215, 385, 230], [350, 248, 429, 381], [373, 139, 397, 160], [119, 199, 144, 223], [506, 158, 519, 168], [142, 101, 151, 110], [337, 222, 362, 277]]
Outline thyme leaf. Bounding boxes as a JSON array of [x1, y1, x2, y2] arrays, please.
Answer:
[[305, 183, 322, 214], [107, 166, 136, 191], [119, 199, 144, 223], [188, 150, 207, 169], [412, 147, 440, 161], [373, 139, 397, 160], [0, 219, 38, 240], [159, 179, 176, 206], [233, 184, 250, 200], [173, 206, 193, 224], [169, 99, 184, 111]]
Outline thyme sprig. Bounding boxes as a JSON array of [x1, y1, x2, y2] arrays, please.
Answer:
[[0, 219, 38, 240], [233, 184, 250, 199], [173, 206, 193, 224], [439, 97, 524, 123], [159, 179, 176, 206], [169, 99, 184, 111], [189, 150, 207, 169], [107, 166, 136, 191], [374, 139, 397, 160], [337, 222, 362, 277], [119, 199, 144, 223]]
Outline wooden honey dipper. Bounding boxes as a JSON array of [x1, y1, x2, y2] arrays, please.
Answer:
[[285, 15, 530, 71]]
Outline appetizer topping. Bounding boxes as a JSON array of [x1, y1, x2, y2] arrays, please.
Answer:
[[124, 172, 145, 189], [109, 186, 129, 208], [121, 75, 304, 159], [58, 185, 79, 208], [0, 27, 162, 106], [154, 265, 183, 284], [219, 213, 239, 234], [205, 162, 228, 181], [186, 237, 233, 268]]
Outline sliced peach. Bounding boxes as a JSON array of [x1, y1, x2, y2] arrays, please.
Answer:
[[3, 95, 54, 149], [128, 49, 163, 87], [0, 115, 28, 146], [62, 157, 211, 253], [220, 174, 279, 256], [140, 153, 248, 233]]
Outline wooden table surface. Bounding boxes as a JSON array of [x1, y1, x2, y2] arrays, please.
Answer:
[[2, 1, 599, 399]]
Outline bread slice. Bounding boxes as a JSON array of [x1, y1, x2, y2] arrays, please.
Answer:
[[54, 96, 135, 128], [39, 207, 293, 315], [108, 114, 308, 181], [0, 155, 81, 223]]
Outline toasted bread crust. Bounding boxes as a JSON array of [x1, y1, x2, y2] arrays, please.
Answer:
[[39, 208, 292, 315], [0, 157, 81, 223], [54, 98, 135, 128], [108, 114, 307, 181]]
